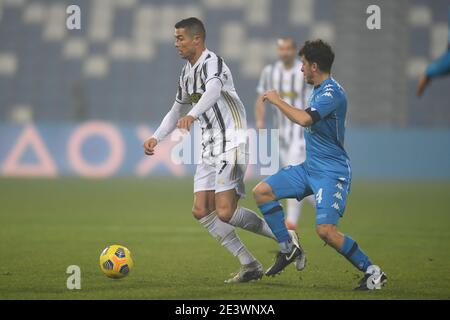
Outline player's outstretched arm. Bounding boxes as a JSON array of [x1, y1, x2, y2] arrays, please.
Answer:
[[177, 78, 222, 131], [263, 90, 313, 127], [417, 50, 450, 96], [143, 101, 187, 155]]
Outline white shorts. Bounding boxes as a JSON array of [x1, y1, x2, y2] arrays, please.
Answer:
[[193, 144, 248, 198], [280, 141, 306, 168]]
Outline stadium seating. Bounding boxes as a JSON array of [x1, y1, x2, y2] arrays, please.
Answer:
[[0, 0, 449, 126]]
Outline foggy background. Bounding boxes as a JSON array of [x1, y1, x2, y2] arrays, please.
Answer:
[[0, 0, 449, 179]]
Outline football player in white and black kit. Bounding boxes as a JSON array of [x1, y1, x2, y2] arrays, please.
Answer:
[[143, 18, 302, 283]]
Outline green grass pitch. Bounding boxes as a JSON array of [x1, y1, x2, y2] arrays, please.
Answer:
[[1, 177, 449, 299]]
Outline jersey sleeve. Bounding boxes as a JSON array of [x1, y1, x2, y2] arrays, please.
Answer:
[[202, 56, 227, 86], [152, 100, 189, 143], [310, 88, 338, 120], [187, 78, 222, 119]]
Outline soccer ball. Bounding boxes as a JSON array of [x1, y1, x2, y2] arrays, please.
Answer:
[[99, 244, 134, 279]]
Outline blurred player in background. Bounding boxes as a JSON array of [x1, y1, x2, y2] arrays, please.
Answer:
[[417, 8, 450, 96], [143, 17, 280, 283], [253, 39, 387, 290], [255, 37, 315, 234]]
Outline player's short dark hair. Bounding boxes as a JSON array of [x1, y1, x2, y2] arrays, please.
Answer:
[[298, 39, 334, 73], [174, 17, 206, 40]]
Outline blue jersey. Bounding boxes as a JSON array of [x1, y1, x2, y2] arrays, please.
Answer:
[[304, 77, 351, 178]]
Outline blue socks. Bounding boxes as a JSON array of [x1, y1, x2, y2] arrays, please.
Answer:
[[339, 235, 372, 272], [258, 201, 292, 252], [258, 202, 373, 270]]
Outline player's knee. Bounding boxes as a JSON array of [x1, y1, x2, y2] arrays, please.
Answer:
[[215, 202, 235, 223], [192, 205, 212, 220], [316, 224, 335, 243], [252, 182, 275, 204]]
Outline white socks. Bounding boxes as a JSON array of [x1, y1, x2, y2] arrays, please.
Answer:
[[228, 207, 276, 240], [198, 207, 278, 265], [199, 211, 256, 265]]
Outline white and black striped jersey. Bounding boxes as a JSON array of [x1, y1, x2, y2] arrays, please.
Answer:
[[257, 60, 312, 150], [177, 49, 247, 159]]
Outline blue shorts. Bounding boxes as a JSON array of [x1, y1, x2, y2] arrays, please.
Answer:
[[264, 163, 351, 225]]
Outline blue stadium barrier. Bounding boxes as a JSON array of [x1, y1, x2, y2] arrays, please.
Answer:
[[0, 123, 449, 179]]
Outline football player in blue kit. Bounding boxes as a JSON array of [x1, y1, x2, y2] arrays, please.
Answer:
[[253, 39, 387, 290]]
